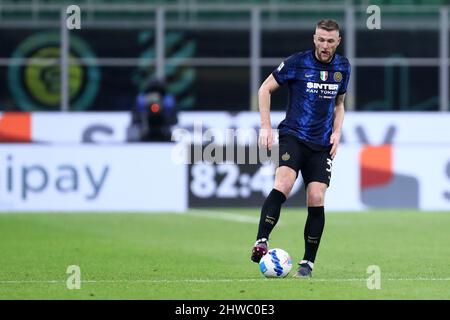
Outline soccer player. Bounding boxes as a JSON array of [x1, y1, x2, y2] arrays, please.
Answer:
[[251, 19, 351, 278]]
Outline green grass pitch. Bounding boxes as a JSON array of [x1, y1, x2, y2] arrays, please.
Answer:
[[0, 209, 449, 299]]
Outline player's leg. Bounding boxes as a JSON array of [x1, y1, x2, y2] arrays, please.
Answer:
[[259, 166, 296, 238], [294, 182, 327, 277], [294, 149, 332, 277], [261, 165, 297, 237], [251, 134, 301, 263], [251, 166, 296, 263]]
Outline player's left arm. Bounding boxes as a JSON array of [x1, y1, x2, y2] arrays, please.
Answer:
[[330, 93, 346, 160]]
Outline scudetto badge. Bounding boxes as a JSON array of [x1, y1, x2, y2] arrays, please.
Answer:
[[282, 152, 290, 161]]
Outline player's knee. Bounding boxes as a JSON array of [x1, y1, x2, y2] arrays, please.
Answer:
[[274, 182, 293, 197], [274, 168, 296, 197], [307, 190, 324, 206]]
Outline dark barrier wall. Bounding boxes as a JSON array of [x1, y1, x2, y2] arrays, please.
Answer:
[[0, 29, 441, 112]]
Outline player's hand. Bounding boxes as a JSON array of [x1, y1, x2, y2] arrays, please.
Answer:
[[329, 131, 341, 160], [259, 126, 273, 150]]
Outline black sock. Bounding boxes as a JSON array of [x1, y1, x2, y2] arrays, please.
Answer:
[[256, 189, 286, 241], [303, 206, 325, 263]]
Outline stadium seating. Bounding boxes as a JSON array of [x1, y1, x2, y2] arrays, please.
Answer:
[[5, 0, 445, 23]]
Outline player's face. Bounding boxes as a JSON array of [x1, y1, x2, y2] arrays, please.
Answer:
[[313, 28, 341, 63]]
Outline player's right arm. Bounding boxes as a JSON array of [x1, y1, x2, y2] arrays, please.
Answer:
[[258, 74, 280, 150]]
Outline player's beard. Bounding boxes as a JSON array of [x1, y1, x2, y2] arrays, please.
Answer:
[[316, 48, 334, 63]]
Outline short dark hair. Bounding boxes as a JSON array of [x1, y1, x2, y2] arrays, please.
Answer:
[[316, 19, 340, 32]]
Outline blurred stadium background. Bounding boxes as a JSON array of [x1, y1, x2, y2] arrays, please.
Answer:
[[0, 0, 449, 300]]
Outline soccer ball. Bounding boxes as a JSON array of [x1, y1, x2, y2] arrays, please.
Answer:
[[258, 248, 292, 278]]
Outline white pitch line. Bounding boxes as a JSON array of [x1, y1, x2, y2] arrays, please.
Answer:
[[1, 278, 450, 284], [187, 209, 261, 224]]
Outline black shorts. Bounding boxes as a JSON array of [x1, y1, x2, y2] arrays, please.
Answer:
[[278, 134, 333, 188]]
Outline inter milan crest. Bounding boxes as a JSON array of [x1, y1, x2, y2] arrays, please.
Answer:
[[320, 71, 328, 81], [333, 72, 343, 82]]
